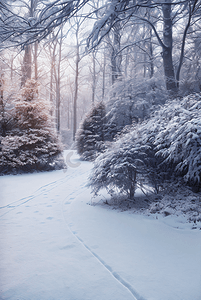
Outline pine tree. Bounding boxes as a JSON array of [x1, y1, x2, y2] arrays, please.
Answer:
[[76, 102, 106, 161], [0, 79, 65, 174]]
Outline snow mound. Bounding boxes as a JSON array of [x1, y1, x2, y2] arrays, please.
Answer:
[[91, 182, 201, 230]]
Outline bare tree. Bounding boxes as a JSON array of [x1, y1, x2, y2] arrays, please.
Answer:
[[20, 0, 40, 86], [73, 18, 80, 141], [1, 0, 200, 95], [44, 27, 66, 133], [88, 0, 201, 94], [54, 27, 63, 133]]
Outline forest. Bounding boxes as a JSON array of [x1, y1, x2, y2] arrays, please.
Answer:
[[0, 0, 201, 198]]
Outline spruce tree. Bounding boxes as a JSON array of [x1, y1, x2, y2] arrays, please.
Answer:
[[76, 102, 106, 161], [0, 79, 65, 174]]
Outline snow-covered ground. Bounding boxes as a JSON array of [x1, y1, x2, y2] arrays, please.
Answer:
[[0, 151, 201, 300]]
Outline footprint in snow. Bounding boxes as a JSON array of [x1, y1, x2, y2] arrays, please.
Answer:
[[46, 217, 53, 220], [60, 244, 75, 250]]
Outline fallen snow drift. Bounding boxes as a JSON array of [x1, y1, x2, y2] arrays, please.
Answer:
[[0, 151, 201, 300]]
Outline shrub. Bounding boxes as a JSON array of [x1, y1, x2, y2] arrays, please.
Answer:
[[89, 93, 201, 199], [153, 93, 201, 187], [89, 125, 164, 200]]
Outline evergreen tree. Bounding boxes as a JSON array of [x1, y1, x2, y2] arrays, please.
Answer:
[[76, 102, 106, 161], [0, 79, 65, 174]]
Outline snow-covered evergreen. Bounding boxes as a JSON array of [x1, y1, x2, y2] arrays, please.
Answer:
[[89, 141, 156, 200], [153, 93, 201, 188], [89, 123, 164, 199], [76, 102, 106, 161], [0, 80, 65, 174], [90, 93, 201, 199]]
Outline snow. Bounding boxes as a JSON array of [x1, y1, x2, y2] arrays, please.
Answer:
[[0, 151, 201, 300]]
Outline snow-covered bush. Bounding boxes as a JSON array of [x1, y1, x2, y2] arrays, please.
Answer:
[[153, 93, 201, 187], [0, 80, 65, 174], [89, 123, 164, 199], [76, 102, 106, 161], [89, 93, 201, 199]]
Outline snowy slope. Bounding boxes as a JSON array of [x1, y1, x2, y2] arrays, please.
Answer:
[[0, 151, 201, 300]]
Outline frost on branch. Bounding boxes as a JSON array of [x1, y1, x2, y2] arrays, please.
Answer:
[[0, 80, 65, 174]]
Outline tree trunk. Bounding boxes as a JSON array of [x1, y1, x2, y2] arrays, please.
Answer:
[[21, 44, 32, 87], [162, 0, 177, 93], [129, 169, 136, 200], [56, 82, 60, 133], [21, 0, 38, 87], [10, 55, 14, 82], [143, 23, 146, 78], [67, 97, 70, 129], [50, 58, 54, 116], [176, 2, 192, 88], [0, 73, 6, 137], [149, 29, 154, 78], [73, 30, 80, 141], [56, 30, 62, 134], [102, 46, 106, 100], [129, 184, 135, 200], [162, 48, 177, 92], [49, 38, 56, 116], [111, 22, 122, 85], [92, 50, 96, 104], [0, 72, 3, 103], [34, 41, 38, 80]]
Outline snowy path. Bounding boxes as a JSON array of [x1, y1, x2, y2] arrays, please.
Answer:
[[0, 151, 201, 300]]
